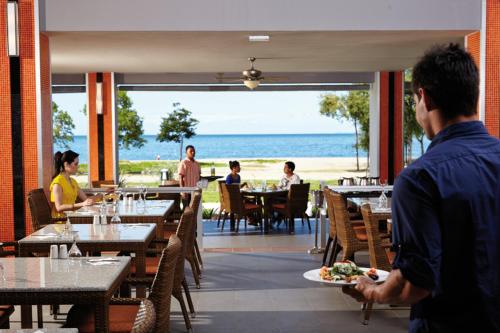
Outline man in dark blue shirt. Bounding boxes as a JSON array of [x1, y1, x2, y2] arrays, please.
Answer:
[[344, 44, 500, 332]]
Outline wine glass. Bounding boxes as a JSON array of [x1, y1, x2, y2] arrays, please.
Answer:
[[142, 186, 148, 202], [68, 241, 82, 259], [378, 179, 388, 208], [0, 263, 5, 281]]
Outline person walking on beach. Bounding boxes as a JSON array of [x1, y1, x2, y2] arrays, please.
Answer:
[[279, 161, 301, 190], [178, 145, 201, 207], [343, 44, 500, 332]]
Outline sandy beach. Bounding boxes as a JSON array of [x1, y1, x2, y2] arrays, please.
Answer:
[[75, 157, 369, 185]]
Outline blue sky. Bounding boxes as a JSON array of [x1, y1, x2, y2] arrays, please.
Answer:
[[52, 91, 355, 135]]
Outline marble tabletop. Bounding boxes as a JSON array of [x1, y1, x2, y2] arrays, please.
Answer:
[[18, 223, 156, 244], [349, 197, 392, 213], [0, 257, 130, 292], [66, 200, 173, 218], [329, 185, 394, 193]]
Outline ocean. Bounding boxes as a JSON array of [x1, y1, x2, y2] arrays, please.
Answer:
[[54, 134, 429, 163]]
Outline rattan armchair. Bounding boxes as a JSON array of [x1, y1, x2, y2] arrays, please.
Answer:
[[66, 235, 181, 333], [330, 191, 369, 262], [272, 183, 311, 234], [187, 192, 203, 288], [216, 180, 228, 227], [27, 188, 67, 231], [360, 204, 393, 271], [220, 183, 262, 232]]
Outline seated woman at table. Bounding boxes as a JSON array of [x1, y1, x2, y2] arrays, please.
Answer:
[[50, 150, 95, 218], [226, 160, 245, 185], [279, 161, 301, 190]]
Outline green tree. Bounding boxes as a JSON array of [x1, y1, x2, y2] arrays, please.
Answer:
[[320, 91, 369, 171], [53, 102, 75, 149], [403, 70, 425, 164], [79, 91, 146, 149], [157, 103, 199, 161], [117, 91, 146, 149]]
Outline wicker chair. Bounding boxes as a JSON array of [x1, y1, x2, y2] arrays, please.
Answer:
[[330, 191, 369, 263], [272, 183, 311, 234], [0, 242, 15, 329], [216, 180, 227, 227], [187, 192, 203, 288], [66, 235, 181, 333], [220, 183, 262, 232], [360, 204, 392, 271], [27, 188, 66, 231]]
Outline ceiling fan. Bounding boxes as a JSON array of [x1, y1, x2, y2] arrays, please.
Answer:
[[216, 57, 287, 90]]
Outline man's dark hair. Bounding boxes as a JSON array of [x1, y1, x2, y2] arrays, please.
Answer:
[[185, 145, 195, 152], [285, 161, 295, 172], [412, 43, 479, 120]]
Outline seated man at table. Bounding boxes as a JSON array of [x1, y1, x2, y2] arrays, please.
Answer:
[[278, 161, 301, 190]]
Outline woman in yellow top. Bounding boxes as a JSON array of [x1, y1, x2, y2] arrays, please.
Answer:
[[50, 150, 94, 218]]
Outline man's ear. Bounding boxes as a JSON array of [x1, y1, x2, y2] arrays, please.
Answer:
[[420, 88, 435, 112]]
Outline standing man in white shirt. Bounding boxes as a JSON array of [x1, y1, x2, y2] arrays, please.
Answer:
[[279, 161, 301, 190]]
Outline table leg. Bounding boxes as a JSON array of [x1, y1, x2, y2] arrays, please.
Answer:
[[20, 305, 33, 328], [156, 219, 164, 254], [230, 213, 235, 232], [263, 198, 271, 234], [94, 300, 110, 333], [135, 247, 146, 298]]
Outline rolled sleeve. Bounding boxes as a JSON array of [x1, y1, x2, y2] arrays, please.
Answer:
[[178, 161, 186, 176], [392, 170, 442, 292]]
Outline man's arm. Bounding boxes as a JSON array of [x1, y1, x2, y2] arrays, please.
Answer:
[[344, 269, 430, 304]]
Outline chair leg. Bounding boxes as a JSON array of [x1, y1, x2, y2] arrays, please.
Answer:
[[305, 214, 311, 232], [194, 238, 203, 268], [182, 278, 196, 317], [221, 212, 228, 232], [328, 238, 341, 267], [173, 289, 192, 332], [289, 214, 295, 234], [236, 216, 240, 233], [322, 236, 333, 266], [361, 302, 373, 325], [188, 256, 201, 289]]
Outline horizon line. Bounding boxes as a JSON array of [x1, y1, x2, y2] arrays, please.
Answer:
[[71, 132, 357, 136]]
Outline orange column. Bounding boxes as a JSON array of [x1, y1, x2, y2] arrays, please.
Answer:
[[0, 1, 53, 240], [379, 71, 404, 184], [87, 73, 115, 184], [484, 0, 500, 137], [0, 0, 14, 242]]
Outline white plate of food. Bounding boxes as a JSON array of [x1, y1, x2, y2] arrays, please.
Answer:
[[303, 260, 390, 286]]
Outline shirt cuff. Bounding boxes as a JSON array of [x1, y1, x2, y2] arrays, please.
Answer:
[[392, 249, 437, 291]]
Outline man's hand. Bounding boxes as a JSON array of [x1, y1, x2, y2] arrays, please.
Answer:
[[342, 276, 377, 302]]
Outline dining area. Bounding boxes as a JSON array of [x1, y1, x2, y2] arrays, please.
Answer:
[[0, 186, 203, 333]]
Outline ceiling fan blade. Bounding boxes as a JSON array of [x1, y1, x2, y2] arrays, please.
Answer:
[[262, 76, 290, 82]]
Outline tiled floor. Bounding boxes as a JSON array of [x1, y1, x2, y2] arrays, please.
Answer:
[[7, 219, 410, 332]]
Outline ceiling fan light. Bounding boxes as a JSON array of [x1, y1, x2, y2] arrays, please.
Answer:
[[244, 79, 260, 90]]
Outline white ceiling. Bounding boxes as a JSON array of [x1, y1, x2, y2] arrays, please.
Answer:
[[47, 31, 470, 74]]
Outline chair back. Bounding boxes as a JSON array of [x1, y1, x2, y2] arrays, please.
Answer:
[[331, 191, 359, 247], [360, 205, 392, 271], [147, 234, 181, 333], [220, 183, 243, 215], [287, 183, 310, 215], [323, 189, 337, 239], [131, 299, 156, 333], [91, 180, 114, 188], [27, 188, 53, 231], [173, 208, 194, 288], [189, 191, 202, 241], [217, 180, 227, 210]]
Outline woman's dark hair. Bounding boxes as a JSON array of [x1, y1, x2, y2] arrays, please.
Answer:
[[412, 43, 479, 120], [53, 150, 79, 179], [285, 161, 295, 172], [229, 160, 240, 170]]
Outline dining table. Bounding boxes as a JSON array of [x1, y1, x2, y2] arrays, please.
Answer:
[[66, 200, 173, 246], [240, 188, 288, 234], [0, 256, 130, 332], [18, 223, 156, 297], [329, 185, 393, 198]]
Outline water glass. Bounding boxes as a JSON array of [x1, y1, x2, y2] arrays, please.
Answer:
[[0, 263, 5, 281]]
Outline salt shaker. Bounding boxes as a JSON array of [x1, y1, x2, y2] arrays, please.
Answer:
[[59, 244, 68, 259], [50, 245, 59, 259]]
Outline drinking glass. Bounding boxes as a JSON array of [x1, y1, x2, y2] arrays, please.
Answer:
[[378, 180, 388, 208], [142, 186, 148, 202], [68, 241, 82, 259], [0, 263, 5, 281]]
